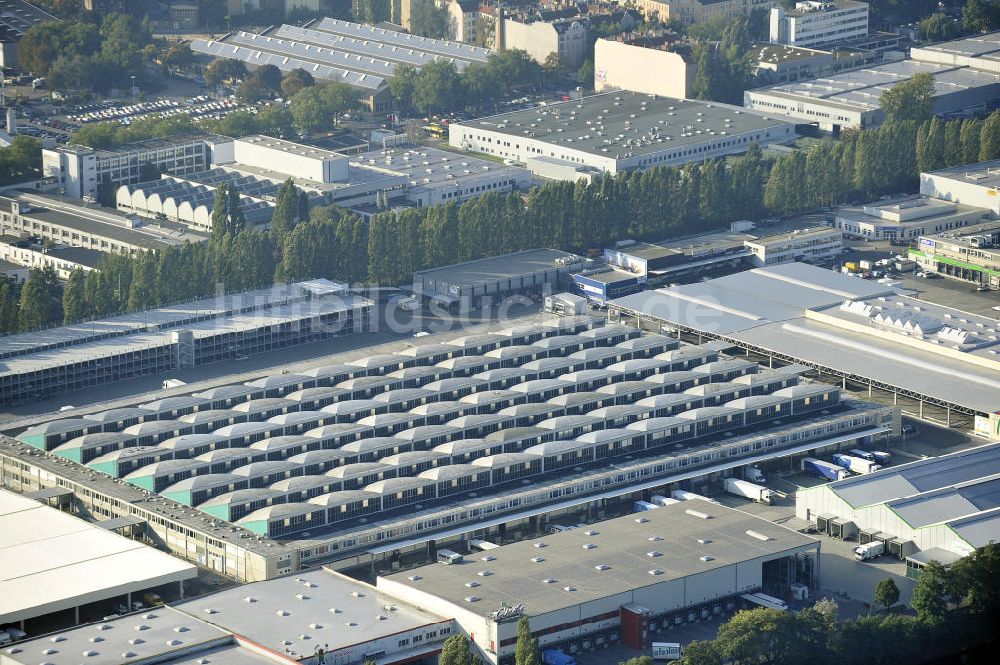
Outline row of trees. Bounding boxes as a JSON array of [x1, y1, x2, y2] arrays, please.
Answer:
[[364, 146, 766, 284], [388, 50, 542, 114], [19, 13, 153, 93], [678, 544, 1000, 665]]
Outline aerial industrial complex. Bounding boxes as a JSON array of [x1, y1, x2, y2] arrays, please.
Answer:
[[448, 91, 797, 179], [745, 31, 1000, 130], [0, 314, 895, 581], [611, 262, 1000, 428]]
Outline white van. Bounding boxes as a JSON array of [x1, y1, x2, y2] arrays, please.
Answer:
[[437, 549, 463, 564]]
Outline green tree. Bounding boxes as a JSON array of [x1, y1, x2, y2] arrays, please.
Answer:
[[18, 266, 61, 331], [127, 250, 157, 311], [161, 42, 194, 70], [0, 276, 19, 333], [618, 658, 653, 665], [949, 542, 1000, 615], [291, 87, 327, 133], [439, 633, 471, 665], [577, 59, 594, 87], [677, 641, 721, 665], [388, 64, 418, 111], [979, 110, 1000, 161], [963, 0, 1000, 33], [412, 60, 463, 114], [204, 58, 248, 86], [281, 68, 315, 98], [210, 184, 246, 239], [62, 267, 87, 324], [514, 617, 541, 665], [880, 73, 936, 124], [918, 13, 961, 42], [960, 118, 982, 165], [410, 0, 449, 38], [271, 178, 302, 240], [875, 578, 901, 611], [910, 561, 952, 623], [17, 20, 101, 77]]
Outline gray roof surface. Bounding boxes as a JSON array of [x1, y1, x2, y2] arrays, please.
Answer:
[[888, 475, 1000, 528], [924, 158, 1000, 189], [12, 193, 207, 249], [382, 499, 816, 617], [0, 607, 229, 665], [173, 568, 448, 657], [826, 442, 1000, 508], [749, 58, 1000, 114], [454, 91, 793, 158], [610, 263, 1000, 414], [414, 248, 585, 289], [948, 508, 1000, 549]]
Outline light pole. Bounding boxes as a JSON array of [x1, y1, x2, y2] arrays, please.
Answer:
[[131, 76, 137, 101]]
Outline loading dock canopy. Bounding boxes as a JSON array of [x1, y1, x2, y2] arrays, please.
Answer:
[[0, 489, 196, 625]]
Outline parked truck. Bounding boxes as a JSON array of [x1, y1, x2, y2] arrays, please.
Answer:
[[853, 541, 885, 561], [671, 489, 719, 504], [724, 478, 774, 505], [832, 453, 882, 475], [848, 449, 875, 461], [801, 457, 850, 481], [871, 451, 892, 465], [542, 650, 577, 665], [743, 466, 766, 483]]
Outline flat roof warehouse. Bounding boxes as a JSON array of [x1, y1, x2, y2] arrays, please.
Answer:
[[381, 499, 818, 617], [459, 92, 792, 158]]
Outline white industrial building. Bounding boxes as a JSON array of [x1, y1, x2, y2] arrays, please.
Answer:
[[42, 134, 231, 201], [833, 196, 993, 242], [594, 37, 695, 99], [795, 442, 1000, 573], [0, 488, 195, 630], [743, 226, 842, 267], [0, 193, 208, 254], [769, 1, 870, 49], [449, 92, 797, 179], [920, 159, 1000, 216], [116, 141, 526, 230], [233, 135, 349, 184], [745, 32, 1000, 130], [350, 147, 532, 207], [378, 500, 819, 664]]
